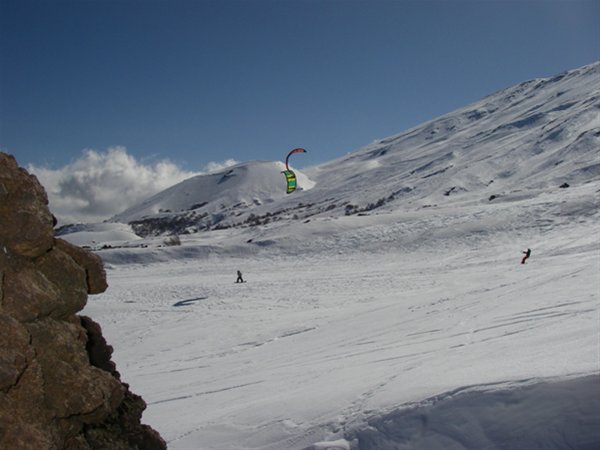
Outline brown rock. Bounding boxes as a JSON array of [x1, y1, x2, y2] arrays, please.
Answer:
[[80, 316, 118, 376], [56, 239, 108, 295], [27, 318, 125, 422], [35, 246, 89, 319], [0, 313, 32, 392], [2, 264, 60, 322], [0, 414, 56, 450], [0, 152, 167, 448], [0, 153, 54, 258]]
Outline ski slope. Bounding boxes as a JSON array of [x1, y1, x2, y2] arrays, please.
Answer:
[[77, 62, 600, 449], [83, 183, 599, 449]]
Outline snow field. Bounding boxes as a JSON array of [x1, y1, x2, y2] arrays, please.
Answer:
[[83, 212, 599, 449]]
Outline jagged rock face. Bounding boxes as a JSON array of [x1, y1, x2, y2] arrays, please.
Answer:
[[0, 153, 54, 258], [0, 153, 166, 450]]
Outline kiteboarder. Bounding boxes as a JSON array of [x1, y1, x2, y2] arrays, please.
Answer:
[[521, 248, 531, 264], [236, 270, 244, 283]]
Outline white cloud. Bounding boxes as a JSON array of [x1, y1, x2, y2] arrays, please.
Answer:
[[28, 147, 238, 225], [202, 159, 238, 173]]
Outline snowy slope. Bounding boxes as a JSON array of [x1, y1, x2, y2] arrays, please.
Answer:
[[111, 161, 315, 236], [83, 215, 600, 449], [80, 62, 600, 450], [305, 61, 600, 210], [98, 61, 600, 245], [55, 222, 142, 248]]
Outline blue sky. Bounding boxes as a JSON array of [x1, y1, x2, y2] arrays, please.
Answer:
[[1, 0, 599, 224], [2, 0, 599, 171]]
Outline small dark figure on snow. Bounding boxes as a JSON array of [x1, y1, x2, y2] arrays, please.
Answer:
[[521, 248, 531, 264], [236, 270, 244, 283]]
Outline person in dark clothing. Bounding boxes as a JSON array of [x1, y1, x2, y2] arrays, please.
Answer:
[[521, 248, 531, 264], [236, 270, 244, 283]]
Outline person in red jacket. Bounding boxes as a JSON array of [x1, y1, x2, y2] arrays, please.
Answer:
[[521, 248, 531, 264]]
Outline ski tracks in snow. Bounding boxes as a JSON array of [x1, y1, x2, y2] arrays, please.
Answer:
[[83, 225, 599, 449]]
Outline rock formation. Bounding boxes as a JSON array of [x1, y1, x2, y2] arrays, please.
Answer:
[[0, 153, 166, 449]]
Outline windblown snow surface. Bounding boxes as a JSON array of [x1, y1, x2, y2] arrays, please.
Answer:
[[79, 62, 600, 449]]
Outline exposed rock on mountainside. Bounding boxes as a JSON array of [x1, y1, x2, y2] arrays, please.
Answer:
[[0, 153, 166, 449]]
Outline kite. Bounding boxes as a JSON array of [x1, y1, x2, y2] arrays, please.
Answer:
[[282, 170, 297, 194], [282, 148, 306, 194]]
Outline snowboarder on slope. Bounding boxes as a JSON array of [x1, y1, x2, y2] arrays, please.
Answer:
[[521, 248, 531, 264], [236, 270, 244, 283]]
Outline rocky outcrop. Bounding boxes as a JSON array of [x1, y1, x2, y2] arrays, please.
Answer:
[[0, 153, 166, 449]]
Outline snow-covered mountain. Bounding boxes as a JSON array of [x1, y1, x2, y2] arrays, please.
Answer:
[[309, 60, 599, 206], [105, 61, 599, 244], [111, 161, 314, 233], [78, 62, 600, 450]]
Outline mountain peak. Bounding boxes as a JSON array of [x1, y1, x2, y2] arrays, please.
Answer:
[[111, 160, 314, 233]]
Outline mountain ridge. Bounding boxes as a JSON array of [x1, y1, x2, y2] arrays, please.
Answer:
[[63, 61, 599, 244]]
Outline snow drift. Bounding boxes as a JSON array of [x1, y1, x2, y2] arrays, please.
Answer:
[[344, 376, 600, 450]]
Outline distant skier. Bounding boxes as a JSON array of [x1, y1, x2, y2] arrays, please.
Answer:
[[236, 270, 244, 283], [521, 248, 532, 264]]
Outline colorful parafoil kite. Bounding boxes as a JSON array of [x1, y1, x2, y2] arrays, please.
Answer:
[[282, 169, 297, 194], [282, 148, 306, 194]]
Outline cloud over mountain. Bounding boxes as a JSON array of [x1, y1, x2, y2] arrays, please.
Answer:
[[28, 147, 236, 224]]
